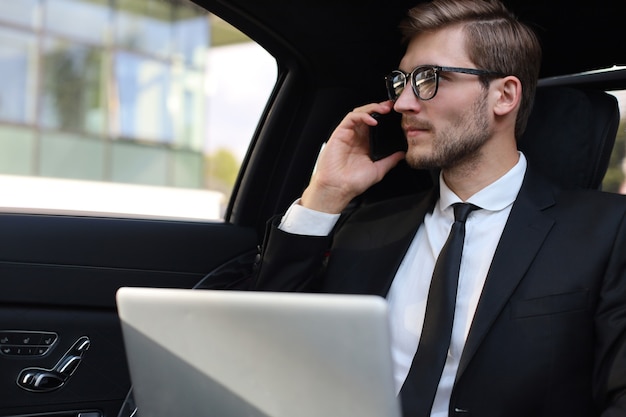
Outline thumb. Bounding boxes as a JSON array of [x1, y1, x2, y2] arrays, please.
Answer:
[[373, 151, 406, 181]]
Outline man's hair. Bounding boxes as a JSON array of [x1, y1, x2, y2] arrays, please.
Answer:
[[399, 0, 542, 139]]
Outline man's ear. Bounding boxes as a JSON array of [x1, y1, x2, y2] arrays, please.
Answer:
[[493, 76, 522, 117]]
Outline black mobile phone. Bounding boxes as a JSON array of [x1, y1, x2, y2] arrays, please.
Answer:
[[369, 111, 406, 161]]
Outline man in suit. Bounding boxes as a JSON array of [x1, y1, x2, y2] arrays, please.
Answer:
[[252, 0, 626, 416]]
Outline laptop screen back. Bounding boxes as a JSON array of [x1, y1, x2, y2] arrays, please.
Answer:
[[116, 287, 401, 417]]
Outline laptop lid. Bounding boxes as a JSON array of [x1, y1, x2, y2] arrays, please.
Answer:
[[116, 287, 401, 417]]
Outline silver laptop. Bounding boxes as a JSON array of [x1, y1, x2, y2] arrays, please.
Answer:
[[116, 287, 401, 417]]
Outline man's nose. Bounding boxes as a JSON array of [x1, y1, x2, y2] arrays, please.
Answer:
[[393, 85, 422, 114]]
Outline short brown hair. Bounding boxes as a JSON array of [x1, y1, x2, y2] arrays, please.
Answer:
[[399, 0, 541, 139]]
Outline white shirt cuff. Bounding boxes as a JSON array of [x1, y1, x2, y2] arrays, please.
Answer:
[[278, 199, 341, 236]]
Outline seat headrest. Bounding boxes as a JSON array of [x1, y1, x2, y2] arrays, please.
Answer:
[[518, 87, 620, 190]]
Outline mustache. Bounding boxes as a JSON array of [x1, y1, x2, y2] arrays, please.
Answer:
[[402, 117, 433, 131]]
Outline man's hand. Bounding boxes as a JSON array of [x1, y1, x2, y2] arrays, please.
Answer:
[[300, 100, 406, 214]]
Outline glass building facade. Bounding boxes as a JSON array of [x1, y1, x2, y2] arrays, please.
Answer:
[[0, 0, 213, 188]]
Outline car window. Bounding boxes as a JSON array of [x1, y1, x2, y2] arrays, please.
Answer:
[[0, 0, 277, 220], [603, 90, 626, 194]]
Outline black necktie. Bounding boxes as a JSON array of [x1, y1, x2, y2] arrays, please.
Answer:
[[400, 202, 479, 417]]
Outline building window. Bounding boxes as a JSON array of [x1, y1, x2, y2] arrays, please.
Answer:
[[0, 0, 277, 219]]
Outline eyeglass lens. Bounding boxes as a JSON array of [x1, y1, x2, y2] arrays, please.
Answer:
[[386, 67, 438, 101]]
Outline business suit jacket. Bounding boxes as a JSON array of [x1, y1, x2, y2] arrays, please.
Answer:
[[253, 166, 626, 417]]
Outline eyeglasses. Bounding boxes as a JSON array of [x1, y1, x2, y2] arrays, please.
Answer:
[[385, 65, 505, 101]]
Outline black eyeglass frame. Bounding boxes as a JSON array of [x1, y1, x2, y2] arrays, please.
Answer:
[[385, 65, 506, 101]]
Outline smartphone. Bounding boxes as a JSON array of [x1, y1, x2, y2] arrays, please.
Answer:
[[369, 111, 407, 161]]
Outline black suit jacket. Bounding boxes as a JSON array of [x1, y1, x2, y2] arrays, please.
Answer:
[[254, 166, 626, 417]]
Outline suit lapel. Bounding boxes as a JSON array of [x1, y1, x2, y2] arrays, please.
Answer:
[[373, 189, 439, 295], [326, 188, 438, 296], [456, 169, 557, 378]]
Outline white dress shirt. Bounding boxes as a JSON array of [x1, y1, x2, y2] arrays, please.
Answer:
[[280, 153, 527, 416]]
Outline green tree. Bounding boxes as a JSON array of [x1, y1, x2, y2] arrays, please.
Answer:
[[43, 43, 103, 133], [205, 148, 241, 199]]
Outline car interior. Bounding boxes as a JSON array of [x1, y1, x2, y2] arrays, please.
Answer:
[[0, 0, 624, 416]]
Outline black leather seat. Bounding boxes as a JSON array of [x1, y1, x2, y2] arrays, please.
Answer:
[[518, 86, 620, 190]]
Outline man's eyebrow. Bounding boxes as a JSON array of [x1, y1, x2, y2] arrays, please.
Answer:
[[399, 64, 440, 71]]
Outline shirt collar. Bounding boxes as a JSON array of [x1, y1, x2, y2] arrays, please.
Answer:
[[437, 152, 527, 213]]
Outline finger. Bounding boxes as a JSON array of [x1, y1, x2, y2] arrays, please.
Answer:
[[353, 100, 395, 119], [341, 108, 384, 131], [352, 102, 396, 137], [331, 100, 396, 145], [373, 151, 406, 179]]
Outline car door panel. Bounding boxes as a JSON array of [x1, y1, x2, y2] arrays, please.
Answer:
[[0, 306, 129, 417], [0, 212, 258, 416]]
